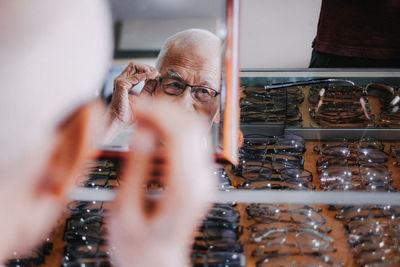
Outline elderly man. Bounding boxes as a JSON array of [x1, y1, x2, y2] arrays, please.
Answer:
[[0, 1, 215, 266], [104, 29, 222, 142]]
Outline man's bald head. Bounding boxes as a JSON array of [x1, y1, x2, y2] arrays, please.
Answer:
[[0, 0, 112, 169], [154, 29, 222, 124], [155, 29, 221, 70]]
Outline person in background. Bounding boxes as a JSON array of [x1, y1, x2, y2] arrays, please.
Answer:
[[0, 1, 215, 266], [309, 0, 400, 68], [104, 29, 222, 143]]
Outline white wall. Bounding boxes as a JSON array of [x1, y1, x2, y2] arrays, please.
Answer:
[[116, 0, 322, 69], [240, 0, 321, 68], [119, 18, 222, 50]]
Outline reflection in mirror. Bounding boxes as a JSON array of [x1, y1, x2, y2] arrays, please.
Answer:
[[99, 0, 239, 164]]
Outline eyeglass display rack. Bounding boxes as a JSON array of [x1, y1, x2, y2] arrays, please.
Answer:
[[240, 68, 400, 140], [236, 68, 400, 207], [235, 69, 400, 267], [10, 69, 400, 267]]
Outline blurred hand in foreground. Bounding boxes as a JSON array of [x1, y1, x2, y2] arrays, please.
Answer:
[[108, 97, 216, 267]]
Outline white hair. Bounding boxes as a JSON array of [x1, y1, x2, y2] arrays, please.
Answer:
[[155, 29, 221, 70], [0, 0, 112, 169]]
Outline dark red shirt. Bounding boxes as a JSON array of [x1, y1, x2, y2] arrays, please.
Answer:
[[313, 0, 400, 59]]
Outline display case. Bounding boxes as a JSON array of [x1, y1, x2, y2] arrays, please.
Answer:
[[7, 70, 400, 267], [240, 69, 400, 139], [217, 69, 400, 266]]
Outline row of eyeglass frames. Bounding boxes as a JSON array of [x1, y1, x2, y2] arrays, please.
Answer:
[[310, 84, 400, 128], [191, 203, 246, 267], [228, 134, 400, 265], [334, 205, 400, 266], [240, 82, 400, 128], [228, 134, 343, 265], [315, 138, 395, 192], [233, 134, 313, 190], [2, 161, 117, 266], [317, 138, 400, 265], [62, 159, 119, 267], [245, 204, 343, 267], [309, 85, 371, 127], [62, 161, 243, 267], [4, 239, 53, 266], [240, 86, 304, 126]]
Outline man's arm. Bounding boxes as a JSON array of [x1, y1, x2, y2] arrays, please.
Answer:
[[102, 61, 159, 144]]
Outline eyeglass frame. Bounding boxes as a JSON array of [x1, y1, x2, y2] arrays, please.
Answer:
[[246, 204, 326, 226], [250, 228, 336, 256], [158, 77, 220, 102]]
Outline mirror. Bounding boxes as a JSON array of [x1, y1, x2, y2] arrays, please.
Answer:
[[98, 0, 239, 164]]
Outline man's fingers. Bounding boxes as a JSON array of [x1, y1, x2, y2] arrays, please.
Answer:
[[131, 63, 160, 82], [119, 62, 134, 77], [108, 98, 215, 248], [129, 63, 159, 79], [115, 62, 159, 94], [141, 80, 157, 96], [132, 98, 216, 221], [134, 63, 158, 75], [108, 125, 158, 263], [123, 72, 159, 87], [112, 125, 157, 218], [115, 74, 156, 95], [120, 62, 160, 79]]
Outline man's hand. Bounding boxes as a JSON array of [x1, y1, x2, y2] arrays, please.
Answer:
[[108, 62, 160, 127], [108, 97, 216, 267]]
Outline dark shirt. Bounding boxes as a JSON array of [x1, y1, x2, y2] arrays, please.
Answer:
[[312, 0, 400, 60]]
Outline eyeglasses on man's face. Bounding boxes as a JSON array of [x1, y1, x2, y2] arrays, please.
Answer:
[[159, 77, 220, 102]]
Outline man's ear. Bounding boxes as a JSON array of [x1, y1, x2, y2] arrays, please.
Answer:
[[36, 99, 105, 198]]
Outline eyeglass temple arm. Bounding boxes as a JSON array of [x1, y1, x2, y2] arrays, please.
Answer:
[[365, 82, 400, 112], [360, 97, 371, 120], [264, 78, 355, 90]]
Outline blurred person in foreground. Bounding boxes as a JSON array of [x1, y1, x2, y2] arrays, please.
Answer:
[[0, 1, 215, 266], [103, 29, 222, 143]]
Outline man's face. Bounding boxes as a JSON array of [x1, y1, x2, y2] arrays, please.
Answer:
[[153, 45, 221, 124]]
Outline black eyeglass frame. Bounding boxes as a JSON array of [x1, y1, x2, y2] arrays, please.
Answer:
[[158, 77, 220, 102]]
